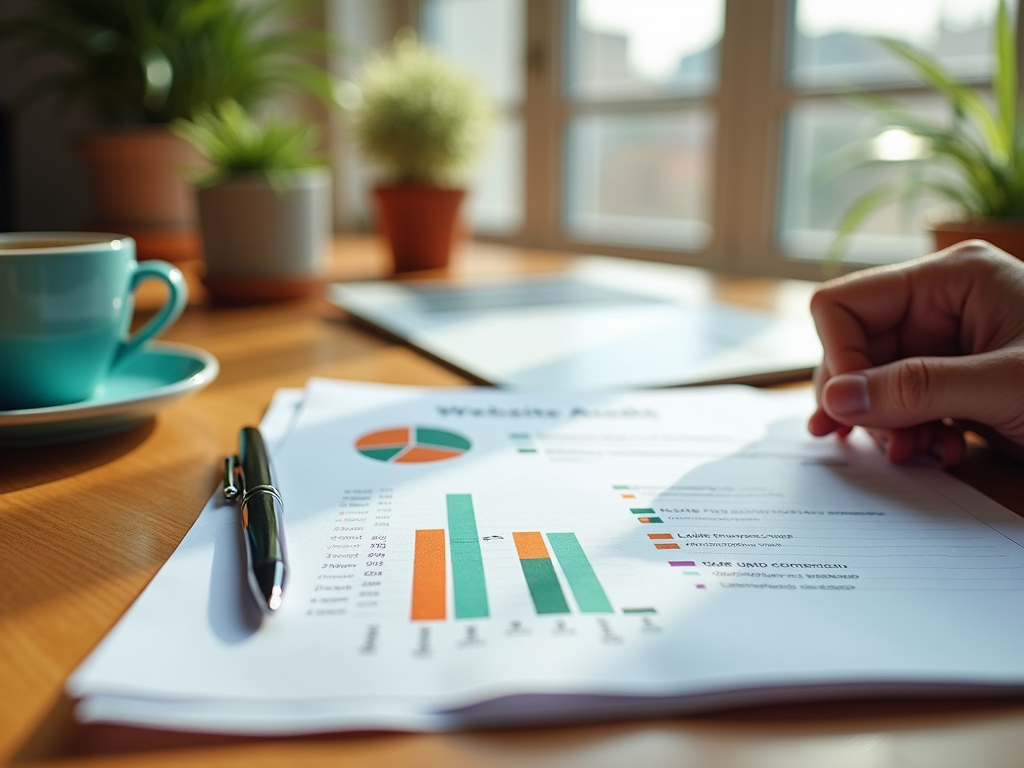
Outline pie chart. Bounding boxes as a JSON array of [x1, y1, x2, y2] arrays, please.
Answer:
[[355, 425, 472, 463]]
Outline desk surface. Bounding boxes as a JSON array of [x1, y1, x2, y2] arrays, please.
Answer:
[[3, 236, 1023, 767]]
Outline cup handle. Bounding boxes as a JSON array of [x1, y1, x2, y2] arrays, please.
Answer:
[[113, 260, 189, 367]]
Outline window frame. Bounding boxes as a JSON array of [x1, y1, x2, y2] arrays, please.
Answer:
[[387, 0, 1017, 279]]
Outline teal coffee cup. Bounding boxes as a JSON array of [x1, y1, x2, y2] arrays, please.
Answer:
[[0, 232, 188, 411]]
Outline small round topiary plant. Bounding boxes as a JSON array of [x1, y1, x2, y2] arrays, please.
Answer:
[[351, 34, 494, 186]]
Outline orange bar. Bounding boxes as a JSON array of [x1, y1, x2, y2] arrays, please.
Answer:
[[411, 529, 446, 620], [513, 531, 549, 560], [655, 543, 681, 550], [647, 533, 673, 540]]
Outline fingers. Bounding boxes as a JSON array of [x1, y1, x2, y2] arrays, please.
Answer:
[[807, 407, 839, 437], [865, 423, 967, 466], [819, 349, 1024, 443], [810, 266, 912, 377], [805, 242, 1024, 463], [809, 242, 1024, 376], [811, 352, 968, 464], [808, 407, 851, 438], [808, 360, 851, 437], [808, 362, 834, 436]]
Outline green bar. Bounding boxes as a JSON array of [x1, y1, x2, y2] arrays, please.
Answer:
[[630, 508, 656, 515], [447, 494, 489, 618], [546, 533, 613, 614], [520, 558, 570, 614], [517, 448, 537, 454], [613, 485, 630, 489], [622, 607, 657, 614]]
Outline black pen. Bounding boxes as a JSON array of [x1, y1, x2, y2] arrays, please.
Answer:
[[224, 426, 288, 614]]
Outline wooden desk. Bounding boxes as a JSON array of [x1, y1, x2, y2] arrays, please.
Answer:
[[3, 236, 1023, 767]]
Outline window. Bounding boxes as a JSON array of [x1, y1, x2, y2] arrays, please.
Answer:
[[422, 0, 525, 233], [356, 1, 1005, 277], [779, 0, 999, 266], [561, 1, 721, 251]]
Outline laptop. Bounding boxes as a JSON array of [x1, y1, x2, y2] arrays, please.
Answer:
[[328, 255, 822, 390]]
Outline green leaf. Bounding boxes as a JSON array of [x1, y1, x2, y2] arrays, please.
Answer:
[[827, 181, 910, 266], [1, 0, 344, 124], [171, 99, 323, 185], [829, 3, 1024, 261], [994, 0, 1017, 149], [878, 36, 1007, 159]]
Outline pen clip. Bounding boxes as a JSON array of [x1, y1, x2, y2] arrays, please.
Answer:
[[223, 454, 241, 501]]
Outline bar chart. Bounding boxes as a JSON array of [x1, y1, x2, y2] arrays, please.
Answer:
[[410, 493, 616, 621], [447, 494, 489, 619], [514, 532, 570, 614]]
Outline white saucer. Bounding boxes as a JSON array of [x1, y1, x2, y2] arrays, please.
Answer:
[[0, 342, 219, 445]]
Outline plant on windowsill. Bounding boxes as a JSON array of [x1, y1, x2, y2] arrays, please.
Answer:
[[830, 0, 1024, 262], [171, 100, 330, 303], [1, 0, 335, 263], [348, 32, 494, 273]]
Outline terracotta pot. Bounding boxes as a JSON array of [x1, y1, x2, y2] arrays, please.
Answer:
[[373, 185, 466, 273], [77, 127, 202, 262], [929, 217, 1024, 259], [196, 168, 331, 304]]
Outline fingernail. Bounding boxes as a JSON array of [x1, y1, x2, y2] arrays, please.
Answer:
[[825, 374, 870, 416]]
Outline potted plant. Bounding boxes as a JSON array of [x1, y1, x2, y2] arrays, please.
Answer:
[[172, 100, 330, 303], [349, 34, 493, 273], [830, 0, 1024, 261], [1, 0, 335, 263]]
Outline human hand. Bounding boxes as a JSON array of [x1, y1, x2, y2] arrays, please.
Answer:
[[807, 240, 1024, 464]]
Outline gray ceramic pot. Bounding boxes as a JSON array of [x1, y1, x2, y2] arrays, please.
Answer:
[[197, 168, 331, 301]]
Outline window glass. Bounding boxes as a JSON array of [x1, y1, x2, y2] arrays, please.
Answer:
[[422, 0, 524, 107], [777, 96, 951, 264], [790, 0, 997, 89], [422, 0, 524, 234], [469, 117, 524, 233], [568, 0, 724, 101], [565, 110, 713, 249]]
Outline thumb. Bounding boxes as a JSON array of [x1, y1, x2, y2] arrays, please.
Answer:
[[820, 351, 1021, 432]]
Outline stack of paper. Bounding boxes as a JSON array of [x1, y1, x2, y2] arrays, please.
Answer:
[[69, 380, 1024, 734]]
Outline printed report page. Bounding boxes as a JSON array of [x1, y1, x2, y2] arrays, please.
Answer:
[[70, 380, 1024, 733]]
